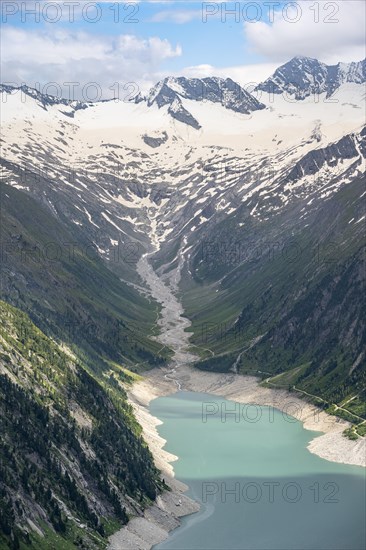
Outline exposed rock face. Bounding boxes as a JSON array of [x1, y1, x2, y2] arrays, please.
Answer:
[[284, 130, 365, 184], [168, 97, 201, 129], [144, 76, 265, 128], [256, 56, 366, 99], [143, 131, 169, 148]]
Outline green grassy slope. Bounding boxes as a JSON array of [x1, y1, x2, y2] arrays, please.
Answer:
[[182, 177, 366, 424], [0, 183, 170, 373]]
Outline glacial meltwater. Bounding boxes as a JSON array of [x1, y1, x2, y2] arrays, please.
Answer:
[[151, 391, 366, 550]]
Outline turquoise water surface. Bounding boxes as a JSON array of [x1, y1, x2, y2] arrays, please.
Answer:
[[151, 391, 366, 550]]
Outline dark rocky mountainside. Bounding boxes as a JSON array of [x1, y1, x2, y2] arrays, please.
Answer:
[[143, 76, 265, 128], [0, 300, 164, 549], [256, 56, 366, 99]]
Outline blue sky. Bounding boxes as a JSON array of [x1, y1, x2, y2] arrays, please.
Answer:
[[2, 1, 284, 66], [1, 1, 365, 98]]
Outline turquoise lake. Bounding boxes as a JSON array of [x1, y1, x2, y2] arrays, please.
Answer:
[[150, 391, 366, 550]]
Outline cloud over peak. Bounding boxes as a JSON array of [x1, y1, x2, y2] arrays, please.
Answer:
[[245, 1, 365, 64]]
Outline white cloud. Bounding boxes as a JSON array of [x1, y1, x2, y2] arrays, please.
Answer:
[[245, 1, 366, 64], [0, 27, 181, 99]]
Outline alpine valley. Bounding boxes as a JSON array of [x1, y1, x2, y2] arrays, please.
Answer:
[[0, 56, 365, 549]]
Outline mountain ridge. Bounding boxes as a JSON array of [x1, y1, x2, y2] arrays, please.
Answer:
[[1, 56, 364, 130], [256, 56, 366, 99], [2, 56, 365, 105]]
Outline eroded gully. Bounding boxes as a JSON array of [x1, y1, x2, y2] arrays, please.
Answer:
[[136, 245, 198, 389]]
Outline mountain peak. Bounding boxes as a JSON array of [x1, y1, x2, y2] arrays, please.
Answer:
[[256, 57, 365, 99], [142, 75, 265, 128], [289, 55, 319, 63]]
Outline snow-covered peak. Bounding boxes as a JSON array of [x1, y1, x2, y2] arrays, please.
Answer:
[[256, 57, 366, 99], [146, 76, 264, 110], [143, 75, 265, 128]]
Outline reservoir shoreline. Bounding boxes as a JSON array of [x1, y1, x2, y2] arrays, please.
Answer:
[[135, 364, 366, 470], [108, 365, 365, 550]]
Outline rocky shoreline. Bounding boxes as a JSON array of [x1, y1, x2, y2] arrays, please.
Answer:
[[108, 364, 365, 549], [107, 370, 200, 550]]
